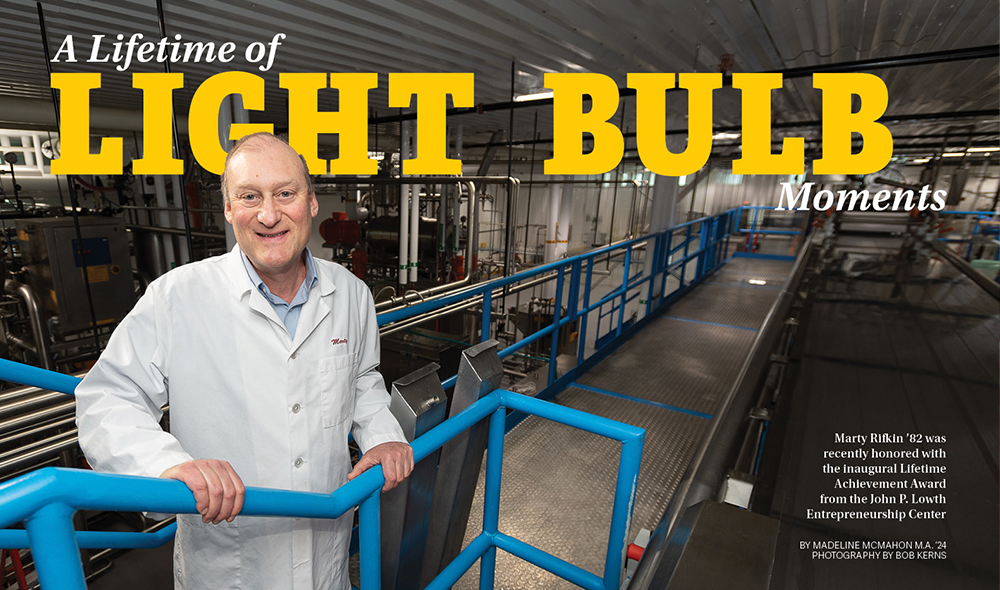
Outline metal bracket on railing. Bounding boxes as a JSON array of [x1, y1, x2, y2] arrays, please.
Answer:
[[421, 339, 503, 587], [383, 363, 448, 590]]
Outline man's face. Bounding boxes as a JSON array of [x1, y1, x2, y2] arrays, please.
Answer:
[[223, 139, 318, 279]]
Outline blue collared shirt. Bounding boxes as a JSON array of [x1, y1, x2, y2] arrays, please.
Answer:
[[240, 248, 318, 340]]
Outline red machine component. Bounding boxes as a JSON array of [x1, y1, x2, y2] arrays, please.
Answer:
[[452, 255, 464, 280], [351, 249, 367, 280], [320, 212, 361, 246], [0, 548, 28, 589]]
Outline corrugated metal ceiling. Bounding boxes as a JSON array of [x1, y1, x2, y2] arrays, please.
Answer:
[[1, 0, 997, 149]]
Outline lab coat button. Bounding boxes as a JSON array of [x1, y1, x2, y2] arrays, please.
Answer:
[[294, 457, 304, 468], [290, 352, 298, 360], [292, 403, 301, 413]]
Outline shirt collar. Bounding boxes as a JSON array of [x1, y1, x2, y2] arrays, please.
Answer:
[[240, 247, 318, 305]]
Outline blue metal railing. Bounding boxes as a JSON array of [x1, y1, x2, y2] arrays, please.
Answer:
[[0, 372, 643, 590], [379, 209, 738, 399]]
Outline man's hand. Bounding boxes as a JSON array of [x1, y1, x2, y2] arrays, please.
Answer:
[[161, 460, 246, 524], [347, 442, 414, 492]]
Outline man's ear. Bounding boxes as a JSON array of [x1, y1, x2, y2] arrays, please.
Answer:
[[309, 192, 319, 218], [224, 198, 234, 224]]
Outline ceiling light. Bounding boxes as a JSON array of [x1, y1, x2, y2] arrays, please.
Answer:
[[967, 147, 998, 152], [748, 279, 767, 285], [941, 152, 966, 157], [911, 158, 930, 164], [513, 90, 554, 102], [713, 132, 741, 140]]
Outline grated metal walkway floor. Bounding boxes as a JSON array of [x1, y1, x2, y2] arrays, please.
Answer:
[[454, 256, 793, 589]]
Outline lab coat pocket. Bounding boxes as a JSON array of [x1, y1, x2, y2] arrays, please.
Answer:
[[320, 354, 356, 429], [175, 514, 240, 588]]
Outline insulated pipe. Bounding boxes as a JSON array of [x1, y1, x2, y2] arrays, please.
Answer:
[[439, 184, 447, 258], [410, 183, 420, 283], [504, 179, 521, 277], [545, 180, 561, 264], [373, 182, 478, 313], [467, 181, 478, 278], [453, 182, 462, 254], [4, 281, 54, 371], [399, 121, 410, 287]]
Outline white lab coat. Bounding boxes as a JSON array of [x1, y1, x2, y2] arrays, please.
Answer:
[[75, 246, 406, 590]]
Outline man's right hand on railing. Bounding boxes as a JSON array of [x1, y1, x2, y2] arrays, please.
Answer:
[[161, 460, 246, 524]]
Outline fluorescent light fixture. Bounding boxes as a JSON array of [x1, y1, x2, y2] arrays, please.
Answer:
[[911, 158, 930, 164], [713, 132, 741, 140], [967, 147, 998, 152], [748, 279, 767, 285], [513, 90, 554, 102], [941, 152, 966, 157]]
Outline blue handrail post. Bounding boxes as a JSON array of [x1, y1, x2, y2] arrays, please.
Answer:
[[25, 503, 86, 590], [703, 219, 714, 275], [548, 266, 565, 387], [726, 210, 734, 257], [602, 432, 644, 590], [479, 405, 507, 590], [568, 259, 582, 321], [681, 225, 691, 288], [577, 259, 593, 365], [645, 234, 659, 317], [616, 246, 631, 338], [358, 487, 382, 590], [480, 290, 493, 343], [659, 231, 672, 309]]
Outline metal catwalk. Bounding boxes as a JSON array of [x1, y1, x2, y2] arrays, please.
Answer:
[[453, 257, 794, 589]]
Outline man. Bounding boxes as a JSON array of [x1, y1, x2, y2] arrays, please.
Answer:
[[75, 132, 413, 590]]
